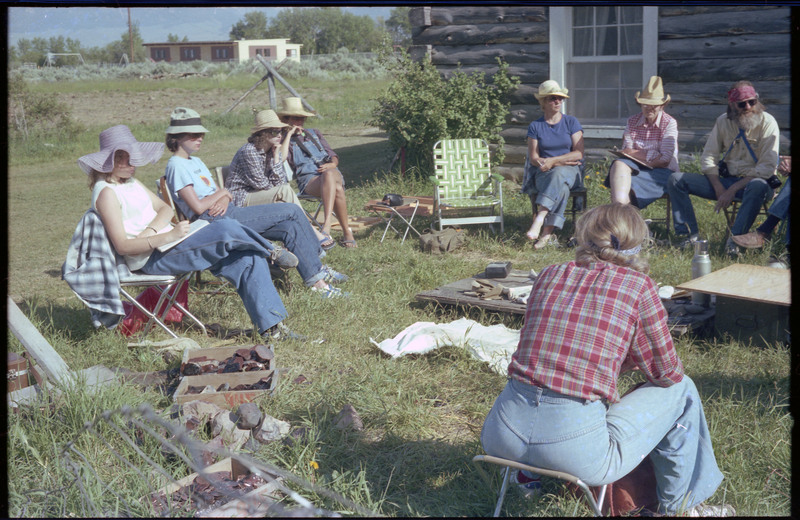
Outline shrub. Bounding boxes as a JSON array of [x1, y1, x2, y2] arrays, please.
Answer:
[[369, 49, 520, 174], [7, 73, 84, 141]]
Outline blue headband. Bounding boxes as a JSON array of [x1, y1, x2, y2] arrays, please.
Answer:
[[590, 234, 641, 256]]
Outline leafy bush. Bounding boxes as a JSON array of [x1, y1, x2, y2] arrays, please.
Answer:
[[369, 50, 520, 173], [7, 73, 84, 141]]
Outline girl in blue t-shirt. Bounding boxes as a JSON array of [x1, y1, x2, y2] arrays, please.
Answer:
[[521, 81, 585, 249]]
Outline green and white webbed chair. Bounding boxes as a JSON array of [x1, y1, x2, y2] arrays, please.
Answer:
[[429, 138, 504, 233]]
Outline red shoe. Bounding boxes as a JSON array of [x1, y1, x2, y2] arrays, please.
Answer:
[[731, 231, 766, 249]]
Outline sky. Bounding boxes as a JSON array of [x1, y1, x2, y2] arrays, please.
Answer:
[[7, 6, 396, 49]]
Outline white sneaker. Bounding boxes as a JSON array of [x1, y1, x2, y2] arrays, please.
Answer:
[[686, 503, 736, 517]]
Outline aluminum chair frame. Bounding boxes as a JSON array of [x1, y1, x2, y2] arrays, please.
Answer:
[[119, 271, 207, 339], [473, 454, 607, 517], [430, 138, 504, 233]]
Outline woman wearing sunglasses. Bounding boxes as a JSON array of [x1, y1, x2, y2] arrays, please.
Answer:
[[667, 80, 780, 256]]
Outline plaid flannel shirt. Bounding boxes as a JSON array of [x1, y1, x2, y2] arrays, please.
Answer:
[[62, 209, 131, 328], [621, 111, 680, 171], [227, 142, 288, 207], [508, 261, 683, 403]]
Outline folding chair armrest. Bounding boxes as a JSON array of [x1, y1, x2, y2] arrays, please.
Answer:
[[489, 172, 504, 183], [428, 176, 441, 186]]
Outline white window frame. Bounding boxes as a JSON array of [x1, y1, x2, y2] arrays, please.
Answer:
[[550, 6, 658, 138]]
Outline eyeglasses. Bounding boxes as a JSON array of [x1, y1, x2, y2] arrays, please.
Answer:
[[262, 128, 283, 137], [737, 99, 757, 109], [545, 96, 563, 103], [185, 133, 205, 140]]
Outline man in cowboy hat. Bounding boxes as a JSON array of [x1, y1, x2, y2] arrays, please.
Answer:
[[606, 76, 680, 215], [667, 80, 780, 255], [278, 97, 357, 248]]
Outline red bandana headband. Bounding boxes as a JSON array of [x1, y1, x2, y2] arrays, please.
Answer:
[[728, 85, 757, 104]]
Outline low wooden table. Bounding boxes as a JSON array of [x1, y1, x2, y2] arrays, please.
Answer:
[[415, 269, 715, 336], [365, 196, 435, 244]]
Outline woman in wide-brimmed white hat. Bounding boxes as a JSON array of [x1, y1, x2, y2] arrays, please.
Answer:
[[522, 80, 585, 249], [81, 124, 300, 338]]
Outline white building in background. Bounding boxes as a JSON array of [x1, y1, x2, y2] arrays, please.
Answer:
[[143, 39, 302, 64]]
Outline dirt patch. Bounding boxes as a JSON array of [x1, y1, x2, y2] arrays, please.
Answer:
[[57, 88, 263, 128]]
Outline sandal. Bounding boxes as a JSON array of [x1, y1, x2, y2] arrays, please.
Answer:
[[319, 234, 336, 251], [533, 235, 558, 250], [339, 239, 357, 249]]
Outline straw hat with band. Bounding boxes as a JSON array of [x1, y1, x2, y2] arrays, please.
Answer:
[[534, 80, 569, 101], [252, 109, 288, 133], [78, 125, 164, 175], [165, 107, 210, 134], [277, 97, 317, 118], [635, 76, 671, 106]]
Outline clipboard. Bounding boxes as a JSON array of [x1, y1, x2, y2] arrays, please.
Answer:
[[609, 149, 653, 170], [156, 219, 209, 252]]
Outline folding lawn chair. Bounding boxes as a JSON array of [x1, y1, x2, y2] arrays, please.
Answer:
[[473, 454, 608, 517], [430, 138, 504, 233]]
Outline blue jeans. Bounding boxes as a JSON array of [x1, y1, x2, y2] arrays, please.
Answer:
[[667, 172, 772, 236], [481, 377, 724, 514], [522, 164, 580, 230], [142, 219, 287, 334], [200, 203, 326, 287], [608, 158, 673, 209]]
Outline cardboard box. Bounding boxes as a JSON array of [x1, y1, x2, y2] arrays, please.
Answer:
[[181, 345, 274, 376], [173, 370, 277, 408], [150, 457, 283, 517], [714, 297, 790, 347]]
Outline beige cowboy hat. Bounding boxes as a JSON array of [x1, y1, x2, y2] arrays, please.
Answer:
[[277, 97, 317, 118], [78, 125, 164, 175], [252, 109, 288, 133], [534, 80, 569, 101], [165, 107, 210, 134], [635, 76, 671, 105]]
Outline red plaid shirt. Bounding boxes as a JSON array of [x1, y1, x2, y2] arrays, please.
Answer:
[[622, 111, 679, 171], [508, 261, 683, 403]]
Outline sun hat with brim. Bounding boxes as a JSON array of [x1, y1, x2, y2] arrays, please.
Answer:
[[635, 76, 671, 105], [277, 97, 317, 118], [252, 109, 289, 133], [77, 125, 165, 175], [534, 80, 569, 101], [165, 107, 209, 134]]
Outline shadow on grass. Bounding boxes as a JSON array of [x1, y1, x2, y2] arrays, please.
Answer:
[[335, 139, 396, 188]]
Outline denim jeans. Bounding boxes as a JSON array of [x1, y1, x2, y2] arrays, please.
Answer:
[[768, 177, 790, 244], [200, 203, 326, 287], [667, 171, 772, 236], [481, 377, 723, 514], [608, 158, 673, 210], [142, 219, 287, 334], [522, 164, 580, 230]]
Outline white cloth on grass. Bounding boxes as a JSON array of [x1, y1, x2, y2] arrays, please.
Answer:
[[369, 317, 520, 375]]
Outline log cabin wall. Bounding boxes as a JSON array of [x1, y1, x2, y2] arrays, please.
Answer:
[[409, 5, 791, 182]]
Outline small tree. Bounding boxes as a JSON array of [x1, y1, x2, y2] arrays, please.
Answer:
[[369, 49, 519, 174]]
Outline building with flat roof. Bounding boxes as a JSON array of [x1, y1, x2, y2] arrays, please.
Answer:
[[143, 39, 302, 64]]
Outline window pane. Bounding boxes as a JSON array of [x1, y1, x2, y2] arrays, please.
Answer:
[[620, 26, 643, 55], [572, 89, 596, 119], [621, 62, 642, 87], [595, 6, 617, 25], [597, 89, 619, 118], [596, 26, 618, 56], [619, 6, 643, 24], [573, 6, 593, 26], [573, 27, 593, 56], [597, 62, 621, 88], [622, 88, 639, 116], [570, 63, 596, 89]]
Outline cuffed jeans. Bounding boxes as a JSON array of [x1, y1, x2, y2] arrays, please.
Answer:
[[200, 203, 326, 287], [142, 219, 287, 334], [767, 177, 790, 244], [481, 377, 724, 514], [667, 171, 773, 236], [521, 164, 580, 230], [608, 158, 673, 209]]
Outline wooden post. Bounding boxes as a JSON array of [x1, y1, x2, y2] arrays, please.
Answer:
[[223, 72, 271, 115], [255, 55, 323, 119], [7, 296, 72, 386], [268, 75, 277, 111]]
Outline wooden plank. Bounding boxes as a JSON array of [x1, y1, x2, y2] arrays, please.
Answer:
[[431, 42, 548, 66], [657, 8, 791, 39], [413, 22, 549, 46], [658, 56, 791, 84], [676, 264, 790, 306], [427, 6, 547, 26], [7, 296, 72, 386], [658, 34, 790, 61]]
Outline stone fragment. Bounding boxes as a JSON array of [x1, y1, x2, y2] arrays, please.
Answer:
[[333, 404, 364, 431], [236, 403, 262, 430], [253, 344, 274, 363], [252, 414, 291, 443]]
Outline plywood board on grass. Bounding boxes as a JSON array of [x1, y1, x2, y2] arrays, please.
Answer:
[[676, 264, 790, 306]]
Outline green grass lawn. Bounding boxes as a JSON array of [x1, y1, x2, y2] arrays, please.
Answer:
[[7, 76, 791, 517]]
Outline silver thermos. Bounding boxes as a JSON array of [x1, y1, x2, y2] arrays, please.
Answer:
[[691, 239, 711, 307]]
